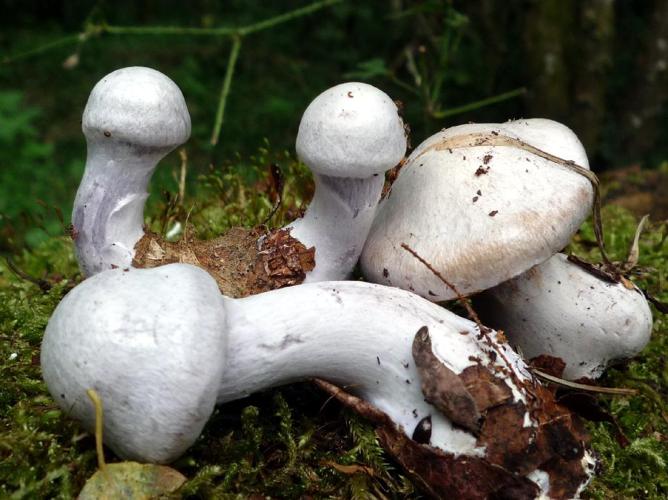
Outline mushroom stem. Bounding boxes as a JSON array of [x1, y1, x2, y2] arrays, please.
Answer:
[[72, 66, 191, 276], [287, 174, 384, 281], [73, 144, 160, 275], [221, 278, 494, 452]]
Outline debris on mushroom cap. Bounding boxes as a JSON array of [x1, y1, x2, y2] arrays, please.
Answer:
[[476, 253, 653, 380], [361, 118, 594, 301], [83, 66, 191, 149], [296, 82, 407, 178], [42, 264, 594, 497]]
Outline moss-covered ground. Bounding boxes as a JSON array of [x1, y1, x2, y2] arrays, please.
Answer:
[[1, 153, 666, 498]]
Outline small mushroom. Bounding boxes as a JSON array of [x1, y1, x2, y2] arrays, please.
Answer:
[[288, 82, 407, 281], [361, 119, 593, 300], [42, 264, 593, 498], [72, 73, 405, 287], [73, 66, 191, 276], [477, 253, 653, 380]]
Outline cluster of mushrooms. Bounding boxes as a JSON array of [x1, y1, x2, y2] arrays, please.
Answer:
[[41, 67, 655, 498]]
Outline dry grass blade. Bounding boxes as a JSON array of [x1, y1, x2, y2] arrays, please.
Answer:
[[532, 369, 638, 396]]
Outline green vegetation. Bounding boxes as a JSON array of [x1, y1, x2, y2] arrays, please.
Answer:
[[0, 156, 666, 497]]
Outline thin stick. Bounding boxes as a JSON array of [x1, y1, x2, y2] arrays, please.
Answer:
[[532, 369, 638, 396], [238, 0, 342, 36], [432, 87, 527, 119], [400, 243, 482, 327], [86, 389, 107, 471], [210, 37, 242, 146], [5, 257, 51, 292], [5, 1, 341, 64], [2, 33, 83, 64], [178, 148, 188, 204]]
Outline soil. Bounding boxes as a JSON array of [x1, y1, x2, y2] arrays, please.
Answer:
[[133, 227, 315, 298]]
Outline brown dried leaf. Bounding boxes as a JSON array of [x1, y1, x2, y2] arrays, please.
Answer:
[[322, 461, 375, 476], [314, 378, 539, 499], [459, 364, 513, 412], [412, 326, 481, 433], [530, 354, 567, 378]]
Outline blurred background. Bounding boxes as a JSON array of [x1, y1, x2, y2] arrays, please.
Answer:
[[1, 0, 667, 248]]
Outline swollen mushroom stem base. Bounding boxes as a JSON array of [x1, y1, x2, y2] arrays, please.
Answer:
[[42, 264, 594, 498]]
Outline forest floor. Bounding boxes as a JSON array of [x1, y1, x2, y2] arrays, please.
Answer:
[[0, 158, 666, 499]]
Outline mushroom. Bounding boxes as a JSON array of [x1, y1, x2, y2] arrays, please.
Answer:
[[72, 72, 406, 288], [476, 253, 653, 380], [361, 118, 593, 301], [288, 82, 407, 281], [42, 263, 594, 498], [73, 66, 191, 276]]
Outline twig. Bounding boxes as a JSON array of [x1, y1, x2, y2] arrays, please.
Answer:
[[5, 257, 51, 292], [177, 148, 188, 204], [86, 389, 108, 472], [211, 36, 242, 146], [432, 87, 527, 119], [2, 33, 84, 64], [400, 243, 482, 327], [238, 0, 341, 36]]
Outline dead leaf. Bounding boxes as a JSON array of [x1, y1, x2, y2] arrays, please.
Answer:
[[322, 461, 375, 476], [78, 462, 186, 499], [412, 326, 481, 434]]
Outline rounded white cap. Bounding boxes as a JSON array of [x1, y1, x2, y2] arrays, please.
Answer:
[[296, 82, 407, 178], [361, 119, 594, 300], [83, 66, 191, 151], [41, 264, 225, 463], [479, 253, 653, 380]]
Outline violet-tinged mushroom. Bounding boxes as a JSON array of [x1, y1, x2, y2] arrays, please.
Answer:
[[288, 82, 407, 281], [42, 264, 594, 498], [73, 72, 405, 290], [361, 119, 593, 300], [477, 253, 653, 380], [73, 67, 191, 276]]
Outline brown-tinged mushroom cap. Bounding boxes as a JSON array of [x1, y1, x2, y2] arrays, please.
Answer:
[[361, 119, 594, 301]]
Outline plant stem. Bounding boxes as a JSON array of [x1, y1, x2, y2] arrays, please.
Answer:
[[432, 87, 526, 119], [2, 33, 83, 64], [211, 37, 242, 146], [239, 0, 342, 35]]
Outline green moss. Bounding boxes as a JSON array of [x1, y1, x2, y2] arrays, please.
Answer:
[[0, 161, 666, 498]]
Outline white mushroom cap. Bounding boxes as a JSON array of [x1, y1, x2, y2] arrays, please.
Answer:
[[73, 67, 191, 276], [478, 253, 653, 380], [295, 82, 407, 178], [288, 82, 407, 281], [361, 118, 593, 300], [83, 66, 191, 150], [41, 264, 226, 462]]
